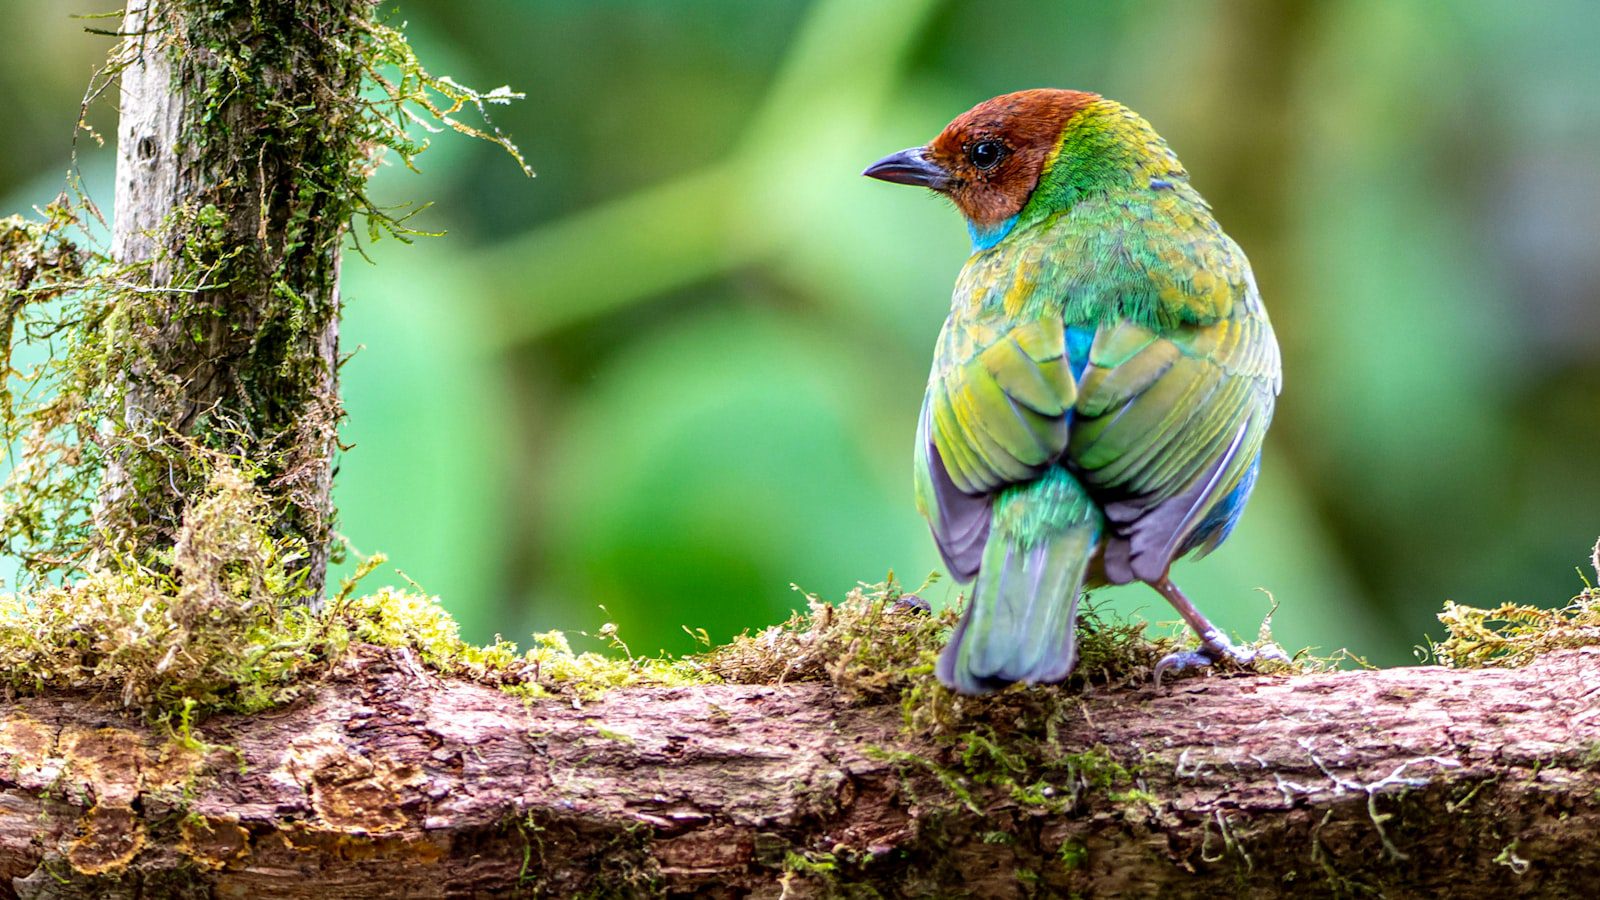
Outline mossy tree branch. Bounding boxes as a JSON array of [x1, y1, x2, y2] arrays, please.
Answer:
[[103, 0, 374, 595], [0, 644, 1593, 898], [0, 0, 526, 593]]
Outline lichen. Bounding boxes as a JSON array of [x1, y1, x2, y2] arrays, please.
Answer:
[[66, 804, 146, 876], [177, 815, 251, 871]]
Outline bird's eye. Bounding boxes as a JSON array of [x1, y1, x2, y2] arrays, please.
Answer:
[[968, 140, 1005, 171]]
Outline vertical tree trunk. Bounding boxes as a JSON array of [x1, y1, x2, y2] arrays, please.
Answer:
[[106, 0, 370, 597]]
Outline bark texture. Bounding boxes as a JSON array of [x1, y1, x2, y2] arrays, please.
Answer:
[[0, 646, 1596, 898], [106, 0, 365, 594]]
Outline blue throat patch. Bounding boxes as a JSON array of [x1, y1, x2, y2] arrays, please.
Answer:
[[967, 214, 1019, 252]]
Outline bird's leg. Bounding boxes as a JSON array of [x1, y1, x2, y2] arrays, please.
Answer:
[[1149, 576, 1285, 685]]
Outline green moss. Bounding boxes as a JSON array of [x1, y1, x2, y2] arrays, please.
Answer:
[[1057, 838, 1087, 870], [0, 459, 712, 720], [1061, 746, 1132, 793], [783, 849, 839, 876], [1008, 779, 1065, 811], [0, 564, 713, 723], [702, 574, 954, 702], [1580, 741, 1600, 769], [515, 627, 713, 701], [1432, 586, 1600, 668], [706, 573, 1182, 712], [0, 522, 1089, 726], [1431, 541, 1600, 668], [589, 723, 635, 744], [780, 848, 894, 900], [506, 811, 662, 898], [1494, 840, 1531, 875], [863, 746, 980, 813]]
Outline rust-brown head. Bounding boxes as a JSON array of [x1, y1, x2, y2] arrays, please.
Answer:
[[863, 89, 1100, 247]]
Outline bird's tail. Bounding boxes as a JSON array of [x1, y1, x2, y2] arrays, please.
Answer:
[[936, 468, 1102, 695]]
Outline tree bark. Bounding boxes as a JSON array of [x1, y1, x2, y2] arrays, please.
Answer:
[[0, 647, 1595, 898], [105, 0, 366, 595]]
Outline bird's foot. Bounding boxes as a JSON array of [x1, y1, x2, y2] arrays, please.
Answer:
[[892, 593, 932, 615], [1154, 629, 1288, 687]]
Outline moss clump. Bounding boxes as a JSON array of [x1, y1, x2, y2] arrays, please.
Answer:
[[702, 575, 953, 702], [515, 628, 714, 701], [0, 562, 711, 722], [911, 731, 1147, 819], [0, 458, 712, 720], [1058, 838, 1088, 870], [0, 477, 1284, 751], [783, 849, 839, 876], [1432, 539, 1600, 668], [704, 575, 1182, 706], [0, 461, 320, 713]]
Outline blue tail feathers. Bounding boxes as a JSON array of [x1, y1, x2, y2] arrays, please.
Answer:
[[936, 468, 1103, 695]]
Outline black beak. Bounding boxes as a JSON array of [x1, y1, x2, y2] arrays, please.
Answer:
[[862, 147, 951, 191]]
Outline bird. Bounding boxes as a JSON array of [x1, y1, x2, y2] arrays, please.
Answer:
[[863, 89, 1282, 695]]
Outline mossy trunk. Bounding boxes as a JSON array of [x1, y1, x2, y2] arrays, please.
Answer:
[[0, 647, 1595, 897], [106, 0, 374, 597]]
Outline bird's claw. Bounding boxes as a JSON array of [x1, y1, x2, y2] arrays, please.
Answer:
[[1154, 631, 1288, 687], [892, 594, 931, 615]]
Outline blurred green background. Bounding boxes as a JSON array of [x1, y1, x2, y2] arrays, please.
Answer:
[[3, 0, 1598, 665]]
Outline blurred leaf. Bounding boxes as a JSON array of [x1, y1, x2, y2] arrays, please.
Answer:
[[530, 305, 938, 653], [332, 239, 514, 641]]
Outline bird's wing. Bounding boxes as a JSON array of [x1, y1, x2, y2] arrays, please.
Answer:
[[914, 318, 1078, 579], [1067, 300, 1279, 584]]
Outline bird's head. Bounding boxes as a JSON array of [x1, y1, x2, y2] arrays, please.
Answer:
[[863, 89, 1103, 249]]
